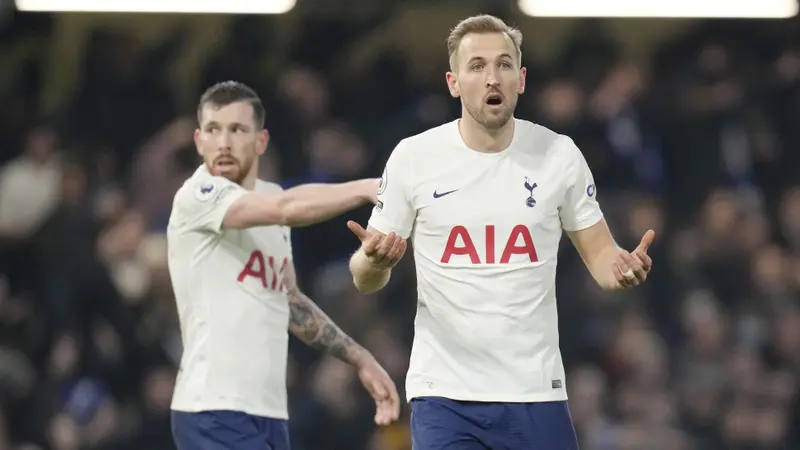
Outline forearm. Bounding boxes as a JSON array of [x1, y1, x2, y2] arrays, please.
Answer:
[[288, 290, 367, 365], [281, 180, 372, 227], [349, 249, 391, 293], [585, 243, 622, 289]]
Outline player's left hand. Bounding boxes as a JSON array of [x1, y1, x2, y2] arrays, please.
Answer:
[[358, 178, 381, 205], [354, 354, 401, 426], [611, 229, 655, 289]]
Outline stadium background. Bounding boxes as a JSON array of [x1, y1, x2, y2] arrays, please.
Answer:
[[1, 1, 800, 449]]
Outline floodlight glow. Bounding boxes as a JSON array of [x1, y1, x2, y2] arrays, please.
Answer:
[[518, 0, 798, 18], [16, 0, 296, 13]]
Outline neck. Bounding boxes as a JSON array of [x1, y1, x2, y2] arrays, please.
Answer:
[[205, 159, 259, 190], [458, 112, 515, 153], [240, 161, 259, 190], [241, 174, 257, 190]]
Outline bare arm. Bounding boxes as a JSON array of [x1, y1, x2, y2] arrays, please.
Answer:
[[567, 219, 654, 290], [567, 219, 620, 289], [283, 261, 368, 365], [222, 179, 377, 230], [283, 260, 401, 425]]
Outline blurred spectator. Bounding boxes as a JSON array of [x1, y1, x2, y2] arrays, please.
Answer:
[[0, 125, 62, 240]]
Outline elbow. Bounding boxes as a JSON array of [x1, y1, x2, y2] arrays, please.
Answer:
[[225, 193, 302, 228], [265, 193, 303, 227], [276, 200, 309, 227]]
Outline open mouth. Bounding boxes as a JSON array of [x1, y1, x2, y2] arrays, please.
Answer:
[[486, 94, 503, 106], [215, 158, 237, 169]]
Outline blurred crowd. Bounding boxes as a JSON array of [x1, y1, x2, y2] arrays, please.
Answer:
[[1, 8, 800, 450]]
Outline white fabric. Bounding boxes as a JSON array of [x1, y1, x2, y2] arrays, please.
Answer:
[[168, 165, 293, 419], [369, 119, 604, 402]]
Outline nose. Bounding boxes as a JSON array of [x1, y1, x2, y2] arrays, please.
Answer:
[[216, 130, 232, 149], [485, 67, 500, 88]]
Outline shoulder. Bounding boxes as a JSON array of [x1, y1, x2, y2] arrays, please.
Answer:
[[0, 158, 31, 181], [515, 119, 574, 152], [512, 119, 582, 162], [173, 166, 241, 210], [255, 179, 284, 195], [394, 120, 460, 161]]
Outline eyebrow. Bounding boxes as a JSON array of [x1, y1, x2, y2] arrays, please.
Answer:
[[204, 121, 251, 130], [466, 53, 514, 64]]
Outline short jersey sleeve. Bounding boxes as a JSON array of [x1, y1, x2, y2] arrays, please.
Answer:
[[558, 138, 604, 231], [368, 140, 416, 239], [173, 172, 248, 234]]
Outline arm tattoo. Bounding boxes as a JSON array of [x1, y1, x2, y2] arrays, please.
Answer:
[[288, 291, 362, 364]]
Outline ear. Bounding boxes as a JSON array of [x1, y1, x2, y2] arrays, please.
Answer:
[[519, 66, 527, 95], [194, 129, 202, 156], [257, 129, 269, 155], [445, 71, 460, 98]]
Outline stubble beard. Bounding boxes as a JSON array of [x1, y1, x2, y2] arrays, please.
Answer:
[[464, 100, 516, 131]]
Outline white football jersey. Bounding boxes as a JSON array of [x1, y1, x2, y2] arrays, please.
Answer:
[[168, 165, 292, 419], [369, 119, 603, 403]]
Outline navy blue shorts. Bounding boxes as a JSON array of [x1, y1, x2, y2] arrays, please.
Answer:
[[411, 397, 579, 450], [171, 410, 290, 450]]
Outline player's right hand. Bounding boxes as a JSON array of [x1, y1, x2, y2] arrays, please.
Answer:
[[347, 221, 406, 269]]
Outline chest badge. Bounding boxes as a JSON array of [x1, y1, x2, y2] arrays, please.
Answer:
[[524, 177, 538, 208]]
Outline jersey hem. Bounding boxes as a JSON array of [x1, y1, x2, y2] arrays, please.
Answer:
[[170, 401, 289, 420], [406, 389, 568, 404], [367, 217, 411, 240], [562, 212, 604, 232]]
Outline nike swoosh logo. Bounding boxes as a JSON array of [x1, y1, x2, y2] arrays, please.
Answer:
[[433, 189, 458, 199]]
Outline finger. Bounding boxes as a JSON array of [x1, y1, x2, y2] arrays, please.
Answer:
[[370, 378, 389, 400], [374, 381, 400, 425], [611, 263, 629, 289], [636, 229, 656, 253], [385, 234, 402, 263], [382, 236, 405, 266], [375, 400, 392, 426], [620, 267, 641, 286], [621, 252, 645, 282], [388, 381, 401, 420], [379, 397, 395, 423], [362, 234, 383, 255], [373, 232, 397, 264], [347, 220, 369, 241], [388, 239, 407, 265], [634, 249, 653, 272], [615, 257, 638, 288], [616, 253, 632, 276], [373, 400, 385, 425]]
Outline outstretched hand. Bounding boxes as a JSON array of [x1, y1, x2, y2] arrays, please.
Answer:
[[347, 221, 407, 270], [610, 229, 655, 289], [355, 354, 401, 426], [359, 178, 381, 205]]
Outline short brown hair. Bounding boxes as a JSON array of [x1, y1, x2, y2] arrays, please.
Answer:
[[197, 81, 265, 128], [447, 15, 523, 71]]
